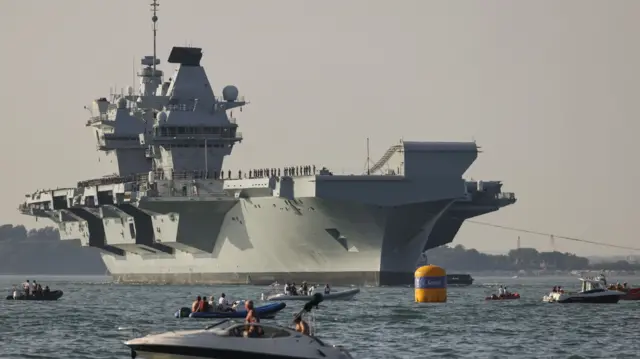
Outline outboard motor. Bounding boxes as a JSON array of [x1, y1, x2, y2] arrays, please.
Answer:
[[176, 307, 191, 318]]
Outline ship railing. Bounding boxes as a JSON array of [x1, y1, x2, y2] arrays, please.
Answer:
[[165, 103, 196, 112], [496, 192, 516, 200], [76, 172, 151, 188], [86, 114, 111, 126], [215, 96, 246, 104], [153, 133, 241, 140]]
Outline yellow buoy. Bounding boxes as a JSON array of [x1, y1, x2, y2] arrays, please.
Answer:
[[415, 265, 447, 303]]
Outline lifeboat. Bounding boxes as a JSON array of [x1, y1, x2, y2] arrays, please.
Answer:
[[485, 293, 520, 301]]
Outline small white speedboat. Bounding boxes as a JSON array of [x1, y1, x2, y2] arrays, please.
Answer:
[[543, 275, 625, 304], [262, 288, 360, 301], [123, 294, 353, 359]]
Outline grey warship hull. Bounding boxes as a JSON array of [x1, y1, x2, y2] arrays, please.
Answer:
[[48, 167, 470, 286], [18, 3, 516, 286], [425, 181, 517, 251], [104, 197, 453, 286]]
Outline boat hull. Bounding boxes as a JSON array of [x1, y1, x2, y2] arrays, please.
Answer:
[[128, 346, 327, 359], [544, 292, 623, 304], [620, 288, 640, 301], [6, 290, 63, 301], [264, 288, 360, 301], [175, 302, 286, 319], [485, 295, 520, 301], [557, 295, 621, 304]]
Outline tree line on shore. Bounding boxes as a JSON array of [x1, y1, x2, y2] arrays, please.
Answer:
[[427, 244, 640, 271], [0, 224, 60, 241], [2, 224, 638, 271]]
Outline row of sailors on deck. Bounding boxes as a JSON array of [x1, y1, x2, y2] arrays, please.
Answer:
[[78, 165, 320, 190], [166, 166, 318, 181], [235, 165, 317, 180], [192, 293, 234, 313], [15, 280, 51, 298], [284, 282, 331, 296]]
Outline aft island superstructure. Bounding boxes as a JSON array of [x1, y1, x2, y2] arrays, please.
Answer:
[[18, 1, 515, 286]]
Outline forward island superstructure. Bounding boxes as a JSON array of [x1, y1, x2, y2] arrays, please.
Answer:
[[17, 1, 515, 286]]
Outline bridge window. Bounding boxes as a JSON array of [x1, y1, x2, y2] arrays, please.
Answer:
[[156, 126, 231, 137], [106, 135, 138, 141]]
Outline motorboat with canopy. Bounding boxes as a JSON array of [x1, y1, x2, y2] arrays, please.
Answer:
[[543, 274, 625, 303]]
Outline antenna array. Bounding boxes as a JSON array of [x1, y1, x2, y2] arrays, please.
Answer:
[[150, 0, 159, 75]]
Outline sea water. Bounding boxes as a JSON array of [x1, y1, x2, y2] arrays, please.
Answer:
[[1, 275, 639, 359]]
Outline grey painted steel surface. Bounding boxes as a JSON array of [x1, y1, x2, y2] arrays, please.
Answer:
[[17, 2, 515, 286]]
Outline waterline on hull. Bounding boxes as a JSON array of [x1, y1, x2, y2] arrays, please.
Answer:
[[112, 270, 414, 286]]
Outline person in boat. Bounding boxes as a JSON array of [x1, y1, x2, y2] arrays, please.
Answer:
[[284, 283, 292, 295], [33, 282, 43, 297], [290, 282, 298, 296], [293, 315, 310, 335], [301, 281, 309, 296], [43, 286, 50, 295], [244, 300, 263, 338], [192, 296, 202, 312], [552, 286, 557, 293], [22, 280, 30, 296], [218, 293, 232, 312], [12, 287, 18, 300], [208, 295, 216, 308], [497, 285, 505, 297], [324, 284, 331, 295], [200, 297, 210, 312]]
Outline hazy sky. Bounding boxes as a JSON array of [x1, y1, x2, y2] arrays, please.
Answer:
[[1, 0, 638, 256]]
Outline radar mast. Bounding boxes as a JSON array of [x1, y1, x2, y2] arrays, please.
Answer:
[[151, 0, 159, 76]]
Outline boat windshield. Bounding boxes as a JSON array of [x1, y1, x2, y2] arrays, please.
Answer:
[[580, 277, 606, 292], [217, 323, 293, 339], [205, 319, 231, 330]]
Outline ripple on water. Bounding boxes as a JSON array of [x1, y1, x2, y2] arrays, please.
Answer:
[[2, 275, 640, 359]]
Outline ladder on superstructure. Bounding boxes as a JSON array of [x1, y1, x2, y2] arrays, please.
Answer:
[[369, 144, 402, 174]]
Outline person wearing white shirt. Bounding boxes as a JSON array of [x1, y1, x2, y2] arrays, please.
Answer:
[[498, 286, 505, 296], [218, 293, 229, 311], [12, 288, 18, 299], [29, 281, 35, 294], [22, 280, 30, 295]]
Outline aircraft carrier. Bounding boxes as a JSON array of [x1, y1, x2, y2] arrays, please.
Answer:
[[17, 1, 516, 286]]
